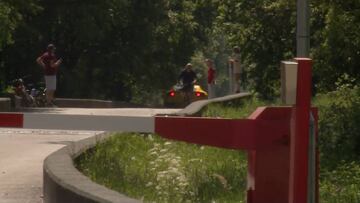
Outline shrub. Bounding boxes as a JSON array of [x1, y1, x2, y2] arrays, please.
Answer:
[[316, 75, 360, 168], [320, 161, 360, 203]]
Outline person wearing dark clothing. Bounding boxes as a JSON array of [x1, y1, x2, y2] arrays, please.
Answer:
[[178, 63, 197, 104], [179, 63, 197, 92]]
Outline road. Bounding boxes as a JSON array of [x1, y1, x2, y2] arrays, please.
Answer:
[[22, 108, 180, 116], [0, 129, 98, 203], [0, 108, 179, 203]]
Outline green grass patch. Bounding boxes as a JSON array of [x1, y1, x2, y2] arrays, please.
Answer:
[[76, 134, 248, 203], [202, 97, 271, 119], [76, 97, 269, 203], [320, 161, 360, 203]]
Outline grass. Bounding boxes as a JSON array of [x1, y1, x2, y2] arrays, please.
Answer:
[[76, 95, 360, 203], [202, 97, 271, 119], [76, 134, 248, 203], [319, 161, 360, 203], [76, 97, 268, 203]]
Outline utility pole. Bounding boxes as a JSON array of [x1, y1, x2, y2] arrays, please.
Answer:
[[297, 0, 310, 57]]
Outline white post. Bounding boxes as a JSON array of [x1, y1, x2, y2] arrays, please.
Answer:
[[280, 61, 298, 105]]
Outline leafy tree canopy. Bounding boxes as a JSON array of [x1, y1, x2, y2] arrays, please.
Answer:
[[1, 0, 359, 103]]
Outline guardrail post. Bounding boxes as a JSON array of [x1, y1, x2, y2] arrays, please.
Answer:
[[289, 58, 314, 203]]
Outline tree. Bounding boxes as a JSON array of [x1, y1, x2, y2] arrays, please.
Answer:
[[203, 0, 296, 99], [0, 0, 40, 90], [3, 0, 358, 102], [312, 0, 360, 91], [1, 0, 210, 104]]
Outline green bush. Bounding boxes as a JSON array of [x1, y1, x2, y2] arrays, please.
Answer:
[[315, 77, 360, 202], [315, 78, 360, 168], [320, 161, 360, 203]]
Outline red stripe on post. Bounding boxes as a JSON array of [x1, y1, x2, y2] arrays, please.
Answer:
[[0, 114, 24, 128]]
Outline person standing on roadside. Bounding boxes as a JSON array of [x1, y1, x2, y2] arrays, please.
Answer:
[[205, 59, 216, 99], [36, 44, 62, 106], [229, 46, 242, 93]]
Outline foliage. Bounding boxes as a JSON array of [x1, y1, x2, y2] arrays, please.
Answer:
[[320, 161, 360, 203], [315, 74, 360, 168], [209, 0, 296, 99], [0, 0, 40, 49], [312, 1, 360, 91], [2, 1, 360, 102], [0, 1, 17, 49], [315, 75, 360, 202], [197, 0, 360, 98], [76, 133, 247, 203], [0, 0, 40, 89], [0, 0, 212, 103]]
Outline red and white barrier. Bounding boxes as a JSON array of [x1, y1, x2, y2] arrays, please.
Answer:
[[0, 113, 155, 132]]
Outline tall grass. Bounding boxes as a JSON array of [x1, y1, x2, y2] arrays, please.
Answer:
[[202, 97, 271, 119], [76, 134, 248, 203]]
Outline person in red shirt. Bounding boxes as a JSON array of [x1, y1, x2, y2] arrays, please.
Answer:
[[36, 44, 62, 106], [205, 59, 216, 99]]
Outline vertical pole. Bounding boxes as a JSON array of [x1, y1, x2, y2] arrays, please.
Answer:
[[307, 113, 316, 203], [289, 58, 312, 203], [297, 0, 310, 57], [229, 62, 234, 94]]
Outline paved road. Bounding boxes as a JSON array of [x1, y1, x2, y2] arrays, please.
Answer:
[[0, 129, 99, 203], [0, 108, 179, 203], [22, 108, 180, 116]]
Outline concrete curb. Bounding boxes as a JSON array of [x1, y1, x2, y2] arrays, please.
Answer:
[[43, 92, 252, 203], [43, 132, 140, 203]]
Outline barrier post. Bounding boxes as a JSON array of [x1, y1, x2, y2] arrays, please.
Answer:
[[289, 58, 313, 203]]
